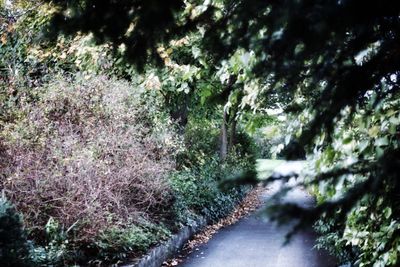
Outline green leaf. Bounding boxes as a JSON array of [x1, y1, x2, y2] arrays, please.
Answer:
[[342, 136, 352, 144], [383, 207, 392, 219], [192, 46, 201, 58], [368, 126, 380, 137], [375, 137, 389, 147]]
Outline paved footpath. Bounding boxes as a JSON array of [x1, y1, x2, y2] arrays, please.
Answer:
[[179, 180, 336, 267]]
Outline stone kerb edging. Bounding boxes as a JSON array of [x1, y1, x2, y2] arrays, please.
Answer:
[[121, 217, 208, 267]]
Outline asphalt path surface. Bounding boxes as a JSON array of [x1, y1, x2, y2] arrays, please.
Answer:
[[179, 176, 336, 267]]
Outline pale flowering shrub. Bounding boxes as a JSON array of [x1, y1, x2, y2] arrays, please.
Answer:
[[1, 75, 180, 241]]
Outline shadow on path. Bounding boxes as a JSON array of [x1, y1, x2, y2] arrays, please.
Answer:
[[178, 180, 336, 267]]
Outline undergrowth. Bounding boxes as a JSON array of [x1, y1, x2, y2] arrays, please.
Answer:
[[0, 75, 255, 266]]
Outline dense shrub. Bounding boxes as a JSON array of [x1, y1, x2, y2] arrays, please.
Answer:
[[1, 75, 178, 243], [92, 222, 171, 263], [178, 118, 220, 167], [313, 216, 355, 264], [170, 156, 250, 225], [28, 217, 75, 266], [306, 95, 400, 266], [0, 73, 255, 265], [0, 197, 31, 267]]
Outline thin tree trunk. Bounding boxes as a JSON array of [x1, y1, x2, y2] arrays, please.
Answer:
[[229, 116, 237, 152], [219, 75, 237, 161], [220, 109, 228, 161], [228, 101, 239, 152], [166, 93, 190, 134]]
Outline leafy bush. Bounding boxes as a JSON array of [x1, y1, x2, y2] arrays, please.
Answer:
[[314, 216, 354, 264], [0, 197, 31, 267], [178, 118, 221, 167], [170, 156, 249, 225], [28, 217, 80, 266], [307, 94, 400, 266], [92, 222, 171, 263]]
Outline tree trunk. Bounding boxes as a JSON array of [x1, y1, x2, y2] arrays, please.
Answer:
[[219, 109, 228, 161], [170, 101, 189, 132], [219, 75, 238, 161], [166, 93, 190, 134], [229, 116, 237, 152]]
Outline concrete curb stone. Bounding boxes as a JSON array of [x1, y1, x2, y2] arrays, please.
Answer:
[[121, 217, 208, 267]]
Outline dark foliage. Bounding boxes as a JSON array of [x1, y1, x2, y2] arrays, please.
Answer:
[[44, 0, 400, 143], [200, 0, 400, 140], [202, 0, 400, 235], [0, 198, 31, 267], [44, 0, 215, 70]]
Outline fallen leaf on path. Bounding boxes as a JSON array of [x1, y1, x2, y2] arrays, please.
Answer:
[[162, 186, 264, 266]]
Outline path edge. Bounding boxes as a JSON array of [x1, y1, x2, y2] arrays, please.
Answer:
[[120, 217, 208, 267]]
